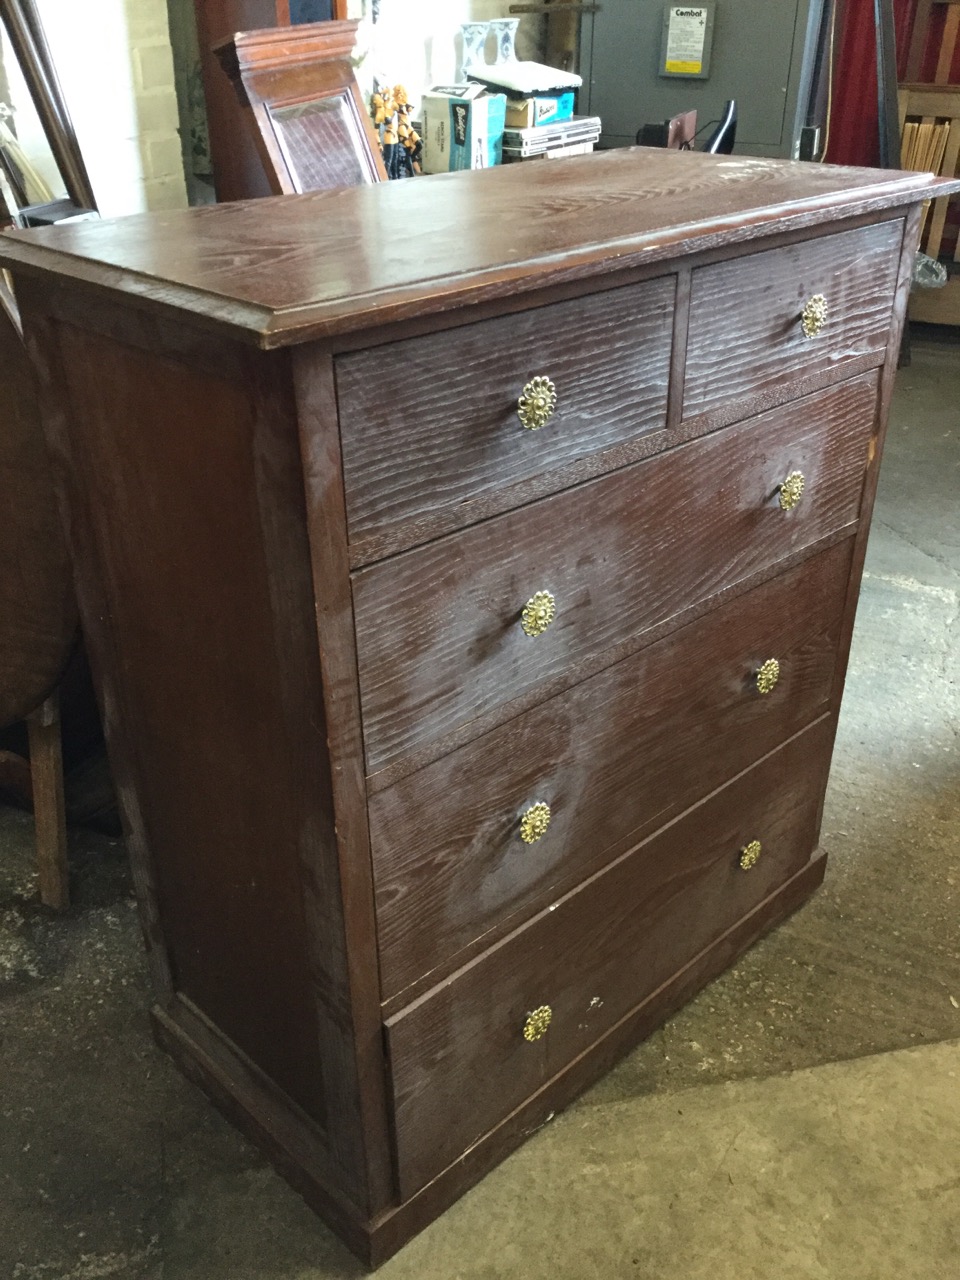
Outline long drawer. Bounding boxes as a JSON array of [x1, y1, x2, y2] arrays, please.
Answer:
[[683, 220, 902, 421], [354, 373, 878, 773], [386, 717, 834, 1199], [371, 538, 854, 1001], [337, 277, 675, 563]]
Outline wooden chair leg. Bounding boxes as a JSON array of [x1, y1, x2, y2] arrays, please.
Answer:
[[26, 691, 69, 909]]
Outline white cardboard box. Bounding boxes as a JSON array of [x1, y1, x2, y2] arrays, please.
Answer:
[[421, 84, 507, 174]]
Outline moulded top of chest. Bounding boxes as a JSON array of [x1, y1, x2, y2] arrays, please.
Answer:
[[1, 149, 954, 349]]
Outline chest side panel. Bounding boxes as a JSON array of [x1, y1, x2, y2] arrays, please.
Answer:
[[39, 316, 374, 1204]]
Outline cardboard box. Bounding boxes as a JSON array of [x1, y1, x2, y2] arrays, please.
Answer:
[[504, 92, 575, 130], [421, 84, 507, 173]]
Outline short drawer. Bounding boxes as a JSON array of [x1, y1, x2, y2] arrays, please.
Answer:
[[353, 372, 878, 773], [371, 538, 854, 1001], [683, 220, 903, 421], [336, 278, 674, 563], [385, 717, 833, 1199]]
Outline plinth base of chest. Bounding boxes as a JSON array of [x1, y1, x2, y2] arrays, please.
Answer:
[[152, 849, 827, 1269]]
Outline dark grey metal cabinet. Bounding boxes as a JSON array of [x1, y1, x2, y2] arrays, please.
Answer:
[[580, 0, 824, 157]]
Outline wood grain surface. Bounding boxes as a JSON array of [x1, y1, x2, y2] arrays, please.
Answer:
[[0, 300, 76, 728], [386, 717, 833, 1200], [371, 539, 854, 1003], [371, 851, 827, 1265], [50, 324, 336, 1138], [5, 147, 932, 1264], [1, 151, 954, 347], [291, 346, 397, 1214], [353, 373, 879, 773], [683, 220, 902, 419], [337, 277, 674, 563]]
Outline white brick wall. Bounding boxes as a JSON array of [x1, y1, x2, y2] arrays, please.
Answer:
[[20, 0, 187, 216], [3, 1, 548, 216], [353, 0, 540, 110]]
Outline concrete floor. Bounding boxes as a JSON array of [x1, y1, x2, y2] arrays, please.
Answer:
[[2, 328, 959, 1280]]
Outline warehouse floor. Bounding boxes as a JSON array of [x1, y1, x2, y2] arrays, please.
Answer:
[[2, 327, 958, 1280]]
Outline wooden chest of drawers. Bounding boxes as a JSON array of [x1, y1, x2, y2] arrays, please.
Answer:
[[3, 149, 956, 1266]]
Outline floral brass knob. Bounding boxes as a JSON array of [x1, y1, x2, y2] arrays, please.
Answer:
[[517, 376, 557, 430], [756, 658, 780, 695], [521, 590, 556, 637], [800, 293, 828, 339], [523, 1005, 553, 1042], [520, 802, 551, 844], [739, 839, 762, 871], [778, 470, 805, 511]]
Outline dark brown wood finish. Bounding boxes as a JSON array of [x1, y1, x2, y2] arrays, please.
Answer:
[[194, 0, 297, 203], [290, 345, 395, 1214], [683, 220, 902, 421], [387, 718, 834, 1199], [154, 849, 827, 1269], [25, 693, 68, 909], [152, 992, 376, 1260], [353, 374, 879, 774], [49, 323, 332, 1117], [666, 265, 692, 428], [214, 21, 387, 198], [22, 305, 380, 1207], [19, 287, 175, 997], [372, 539, 854, 1005], [337, 277, 674, 563], [0, 288, 74, 912], [369, 849, 828, 1266], [0, 297, 76, 728], [3, 151, 944, 1265], [2, 151, 957, 348], [194, 0, 351, 203], [817, 202, 926, 831]]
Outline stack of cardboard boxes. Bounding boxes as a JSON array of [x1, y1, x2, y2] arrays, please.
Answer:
[[501, 92, 601, 162], [419, 81, 601, 174]]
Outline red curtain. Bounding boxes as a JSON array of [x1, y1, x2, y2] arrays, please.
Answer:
[[826, 0, 918, 165]]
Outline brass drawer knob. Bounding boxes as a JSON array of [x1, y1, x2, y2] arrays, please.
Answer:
[[778, 470, 805, 511], [756, 658, 780, 695], [739, 839, 762, 871], [521, 590, 556, 637], [520, 801, 551, 844], [518, 376, 557, 430], [523, 1005, 553, 1042], [800, 293, 828, 338]]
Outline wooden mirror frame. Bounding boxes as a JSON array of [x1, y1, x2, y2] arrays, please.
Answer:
[[214, 20, 387, 197]]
